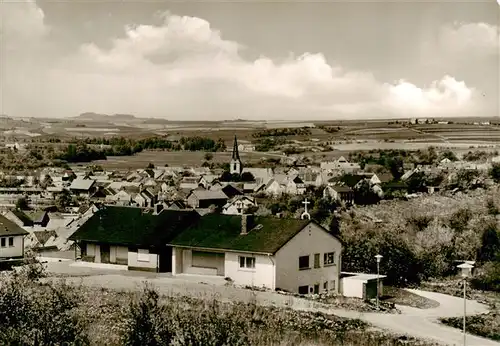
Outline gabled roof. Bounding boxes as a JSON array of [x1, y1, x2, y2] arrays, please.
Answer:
[[187, 189, 228, 201], [0, 214, 29, 236], [8, 209, 34, 226], [69, 178, 95, 191], [327, 185, 353, 193], [69, 206, 200, 247], [25, 210, 48, 223], [169, 214, 311, 254]]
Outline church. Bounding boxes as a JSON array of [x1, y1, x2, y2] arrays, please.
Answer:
[[230, 135, 243, 175]]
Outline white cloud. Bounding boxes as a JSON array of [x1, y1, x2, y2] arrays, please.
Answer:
[[0, 3, 486, 120], [440, 22, 499, 54]]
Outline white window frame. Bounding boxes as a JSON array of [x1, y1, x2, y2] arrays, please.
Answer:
[[8, 237, 14, 247], [239, 256, 255, 270], [0, 237, 5, 248], [324, 252, 336, 266], [137, 249, 150, 262]]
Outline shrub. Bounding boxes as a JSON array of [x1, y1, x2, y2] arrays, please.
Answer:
[[470, 262, 500, 292], [449, 208, 472, 233], [0, 274, 88, 345], [122, 284, 173, 346], [17, 249, 47, 282]]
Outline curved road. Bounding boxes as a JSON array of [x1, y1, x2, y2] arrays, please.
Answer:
[[43, 261, 499, 346]]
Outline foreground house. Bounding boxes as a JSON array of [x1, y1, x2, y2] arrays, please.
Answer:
[[69, 206, 200, 272], [169, 214, 342, 294], [0, 214, 29, 262]]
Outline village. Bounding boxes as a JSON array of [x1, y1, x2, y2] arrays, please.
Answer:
[[0, 134, 499, 298]]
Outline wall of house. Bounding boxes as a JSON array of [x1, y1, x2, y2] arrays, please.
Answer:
[[340, 278, 364, 299], [85, 243, 101, 263], [0, 235, 24, 258], [128, 248, 158, 272], [172, 247, 183, 275], [275, 223, 342, 294], [225, 252, 275, 289], [191, 250, 225, 275], [178, 249, 224, 275], [110, 245, 128, 265]]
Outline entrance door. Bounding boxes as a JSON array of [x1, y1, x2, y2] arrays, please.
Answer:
[[100, 244, 110, 264], [158, 247, 172, 272]]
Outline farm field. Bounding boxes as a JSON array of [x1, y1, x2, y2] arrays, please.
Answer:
[[330, 141, 500, 152], [88, 150, 284, 169]]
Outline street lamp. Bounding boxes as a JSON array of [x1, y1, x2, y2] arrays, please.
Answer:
[[375, 254, 383, 311], [457, 262, 474, 346]]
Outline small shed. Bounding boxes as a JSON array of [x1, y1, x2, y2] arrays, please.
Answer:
[[340, 272, 387, 300]]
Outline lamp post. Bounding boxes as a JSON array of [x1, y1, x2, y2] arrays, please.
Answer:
[[457, 262, 474, 346], [375, 254, 383, 311]]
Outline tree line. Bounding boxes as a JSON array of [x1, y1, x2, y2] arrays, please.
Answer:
[[51, 136, 227, 163]]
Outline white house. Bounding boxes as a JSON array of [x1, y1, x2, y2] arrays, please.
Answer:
[[222, 196, 258, 215], [0, 214, 29, 262], [168, 214, 342, 294]]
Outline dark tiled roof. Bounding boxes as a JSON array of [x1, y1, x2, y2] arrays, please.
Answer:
[[25, 211, 48, 224], [10, 209, 34, 226], [69, 206, 200, 247], [169, 214, 311, 254], [0, 214, 29, 236], [329, 185, 353, 193], [33, 230, 57, 246]]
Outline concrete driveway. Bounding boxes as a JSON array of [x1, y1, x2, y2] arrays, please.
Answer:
[[42, 260, 499, 346]]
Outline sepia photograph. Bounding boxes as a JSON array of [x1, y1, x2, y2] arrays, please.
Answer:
[[0, 0, 499, 345]]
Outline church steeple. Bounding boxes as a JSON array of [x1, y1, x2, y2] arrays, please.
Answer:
[[232, 135, 240, 161], [230, 135, 242, 174]]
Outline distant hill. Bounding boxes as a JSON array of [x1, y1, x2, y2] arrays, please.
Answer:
[[76, 112, 137, 122]]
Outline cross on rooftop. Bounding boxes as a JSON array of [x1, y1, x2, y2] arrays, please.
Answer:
[[301, 198, 311, 220], [302, 198, 310, 213]]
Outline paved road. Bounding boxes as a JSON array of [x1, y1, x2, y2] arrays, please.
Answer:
[[43, 261, 499, 346]]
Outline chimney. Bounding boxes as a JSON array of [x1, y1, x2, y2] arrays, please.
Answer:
[[241, 214, 253, 235]]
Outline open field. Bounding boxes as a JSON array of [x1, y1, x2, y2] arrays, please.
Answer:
[[86, 150, 286, 169], [4, 116, 500, 156]]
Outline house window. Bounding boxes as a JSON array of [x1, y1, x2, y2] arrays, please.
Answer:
[[137, 249, 150, 262], [314, 253, 320, 268], [323, 281, 328, 290], [8, 237, 13, 247], [330, 280, 336, 291], [0, 238, 5, 248], [239, 256, 255, 269], [298, 255, 310, 270], [298, 286, 309, 295], [324, 252, 336, 266]]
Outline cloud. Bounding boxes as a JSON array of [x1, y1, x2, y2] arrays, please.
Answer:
[[439, 22, 499, 55], [0, 3, 486, 120]]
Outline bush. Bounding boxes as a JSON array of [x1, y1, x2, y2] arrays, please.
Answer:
[[122, 284, 173, 346], [0, 274, 88, 345], [471, 262, 500, 292], [17, 249, 47, 281]]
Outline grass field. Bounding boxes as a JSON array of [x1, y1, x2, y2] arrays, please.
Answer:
[[88, 150, 284, 169]]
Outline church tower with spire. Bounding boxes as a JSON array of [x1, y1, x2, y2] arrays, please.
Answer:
[[230, 135, 243, 174]]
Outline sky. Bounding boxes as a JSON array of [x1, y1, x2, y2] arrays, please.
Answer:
[[0, 0, 499, 120]]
